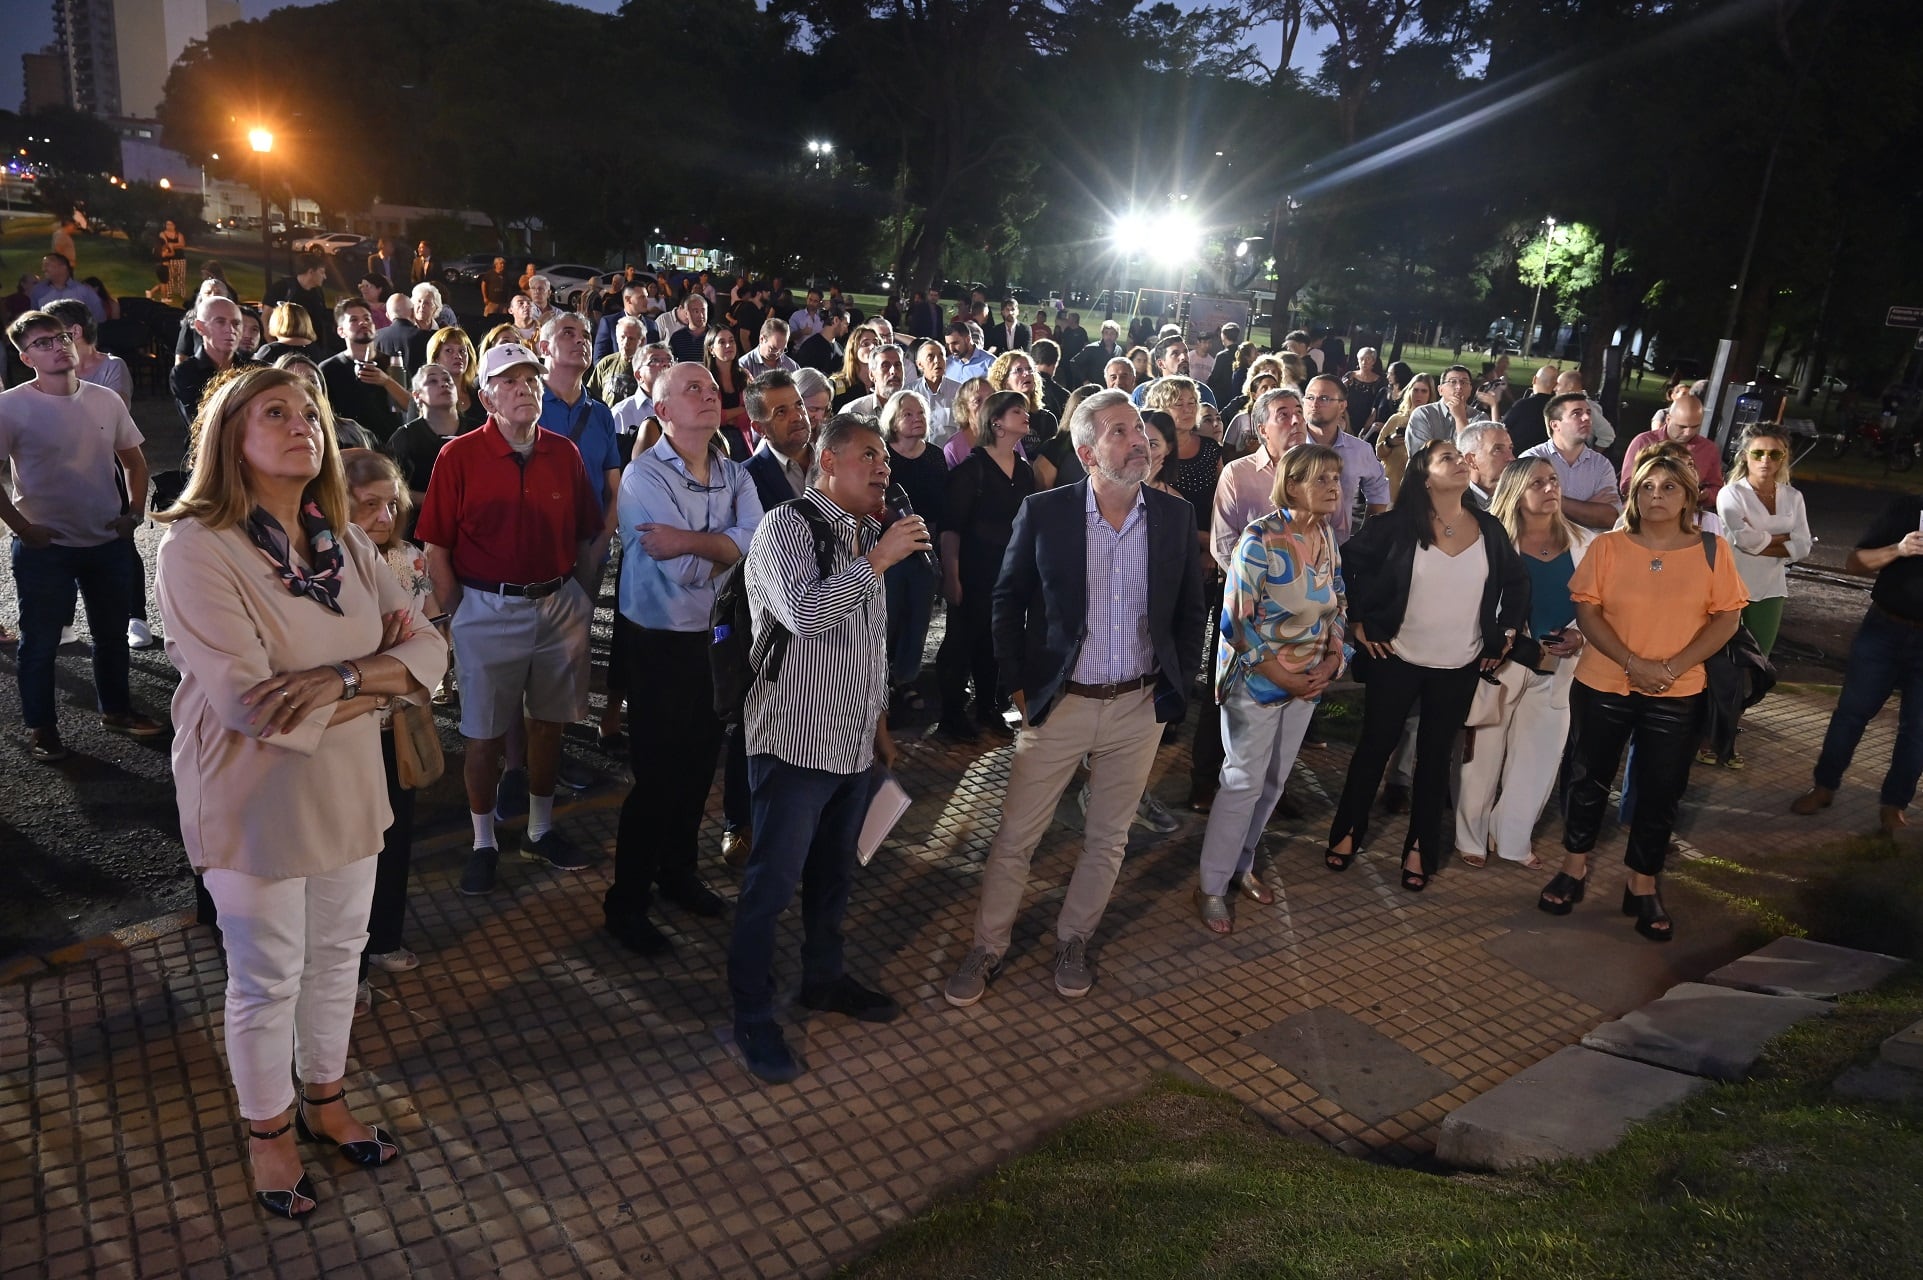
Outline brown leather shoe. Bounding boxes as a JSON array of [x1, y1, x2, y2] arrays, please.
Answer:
[[1789, 785, 1834, 816], [1881, 805, 1909, 837], [721, 828, 752, 869], [27, 726, 67, 762], [101, 711, 166, 737]]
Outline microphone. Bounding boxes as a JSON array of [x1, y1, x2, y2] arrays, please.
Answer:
[[884, 484, 938, 572]]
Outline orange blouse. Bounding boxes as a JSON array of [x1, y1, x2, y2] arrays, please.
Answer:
[[1567, 530, 1748, 697]]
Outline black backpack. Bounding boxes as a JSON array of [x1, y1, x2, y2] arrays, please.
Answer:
[[710, 497, 841, 726]]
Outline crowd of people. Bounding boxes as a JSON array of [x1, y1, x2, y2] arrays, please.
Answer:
[[6, 255, 1923, 1223]]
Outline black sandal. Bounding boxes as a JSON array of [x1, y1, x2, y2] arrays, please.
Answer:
[[1400, 855, 1428, 893], [1537, 870, 1588, 916], [1325, 844, 1358, 873], [1622, 887, 1673, 943], [297, 1090, 399, 1167], [248, 1119, 317, 1220]]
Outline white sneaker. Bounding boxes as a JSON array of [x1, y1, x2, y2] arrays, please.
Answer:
[[59, 626, 80, 646], [127, 619, 156, 649]]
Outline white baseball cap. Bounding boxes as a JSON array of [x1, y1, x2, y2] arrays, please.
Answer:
[[478, 342, 543, 382]]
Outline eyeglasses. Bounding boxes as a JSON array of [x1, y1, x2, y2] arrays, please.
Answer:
[[1747, 448, 1785, 461], [1305, 394, 1344, 404], [25, 332, 76, 351]]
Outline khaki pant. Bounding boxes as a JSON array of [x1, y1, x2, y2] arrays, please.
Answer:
[[972, 687, 1161, 956]]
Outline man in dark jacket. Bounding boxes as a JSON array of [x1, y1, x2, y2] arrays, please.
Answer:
[[944, 389, 1203, 1008]]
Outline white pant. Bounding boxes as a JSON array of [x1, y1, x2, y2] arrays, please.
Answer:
[[1198, 690, 1314, 895], [1455, 667, 1569, 863], [204, 857, 379, 1121]]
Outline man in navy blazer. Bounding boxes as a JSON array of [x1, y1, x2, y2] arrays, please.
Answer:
[[987, 299, 1031, 355], [593, 282, 658, 363], [945, 389, 1204, 1008]]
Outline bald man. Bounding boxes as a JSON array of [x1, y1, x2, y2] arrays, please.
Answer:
[[1618, 391, 1723, 505], [1502, 365, 1560, 452]]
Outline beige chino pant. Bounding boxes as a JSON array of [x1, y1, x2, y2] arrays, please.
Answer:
[[972, 687, 1162, 956]]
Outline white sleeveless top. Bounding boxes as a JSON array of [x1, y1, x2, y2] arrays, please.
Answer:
[[1392, 539, 1488, 669]]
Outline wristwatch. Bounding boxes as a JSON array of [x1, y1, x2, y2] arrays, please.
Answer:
[[334, 661, 361, 700]]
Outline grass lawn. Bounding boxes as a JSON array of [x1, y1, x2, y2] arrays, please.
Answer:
[[842, 829, 1923, 1279], [2, 213, 268, 303]]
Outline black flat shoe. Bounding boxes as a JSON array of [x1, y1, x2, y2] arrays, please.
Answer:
[[1537, 871, 1587, 916], [1622, 887, 1673, 942], [248, 1118, 317, 1220], [296, 1090, 398, 1167]]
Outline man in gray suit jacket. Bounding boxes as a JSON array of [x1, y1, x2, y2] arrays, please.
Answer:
[[945, 389, 1204, 1008]]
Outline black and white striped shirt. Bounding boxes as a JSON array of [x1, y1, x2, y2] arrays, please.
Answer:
[[743, 488, 889, 775]]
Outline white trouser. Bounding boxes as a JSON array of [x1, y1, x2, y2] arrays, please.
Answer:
[[204, 857, 379, 1121], [1455, 667, 1569, 863], [1198, 690, 1314, 895]]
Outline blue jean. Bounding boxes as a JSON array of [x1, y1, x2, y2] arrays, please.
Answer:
[[726, 755, 868, 1024], [884, 556, 936, 688], [12, 539, 135, 730], [1813, 606, 1923, 809]]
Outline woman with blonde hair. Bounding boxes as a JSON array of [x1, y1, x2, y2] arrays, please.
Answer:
[[155, 368, 446, 1218], [833, 322, 883, 408], [1455, 457, 1593, 869], [1196, 443, 1348, 933], [940, 376, 997, 468], [1536, 448, 1747, 939], [424, 326, 486, 429], [255, 302, 318, 364], [1375, 373, 1437, 495], [988, 348, 1059, 444]]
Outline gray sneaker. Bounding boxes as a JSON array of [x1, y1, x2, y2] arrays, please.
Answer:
[[943, 947, 1001, 1008], [1053, 938, 1093, 998], [1136, 793, 1180, 834]]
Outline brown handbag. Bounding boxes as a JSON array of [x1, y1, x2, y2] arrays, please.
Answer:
[[391, 701, 444, 789]]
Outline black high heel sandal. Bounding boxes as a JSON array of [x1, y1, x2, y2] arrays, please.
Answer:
[[1325, 840, 1360, 873], [1537, 870, 1588, 916], [1400, 855, 1428, 893], [296, 1090, 399, 1167], [248, 1119, 317, 1219], [1621, 887, 1673, 943]]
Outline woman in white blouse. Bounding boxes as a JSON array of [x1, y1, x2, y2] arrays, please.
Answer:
[[155, 367, 446, 1219], [1712, 423, 1811, 764]]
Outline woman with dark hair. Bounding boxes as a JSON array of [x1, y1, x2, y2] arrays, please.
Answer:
[[154, 368, 444, 1219], [936, 389, 1036, 741], [704, 327, 751, 458], [1538, 449, 1746, 940], [1032, 383, 1099, 489], [1383, 359, 1415, 411], [275, 353, 370, 450], [1326, 438, 1531, 890]]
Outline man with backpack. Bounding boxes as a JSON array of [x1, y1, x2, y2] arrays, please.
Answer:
[[725, 413, 932, 1083], [604, 363, 764, 957]]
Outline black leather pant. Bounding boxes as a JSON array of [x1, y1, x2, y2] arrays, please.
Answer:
[[1328, 654, 1479, 873], [1562, 684, 1704, 876]]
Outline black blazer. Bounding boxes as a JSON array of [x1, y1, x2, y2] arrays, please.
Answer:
[[743, 447, 797, 516], [991, 481, 1205, 727], [1341, 506, 1531, 665], [987, 321, 1030, 354]]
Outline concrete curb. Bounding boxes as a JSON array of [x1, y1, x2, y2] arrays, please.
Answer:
[[0, 786, 626, 989]]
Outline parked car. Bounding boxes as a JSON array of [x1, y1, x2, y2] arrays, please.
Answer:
[[440, 252, 501, 285], [538, 263, 606, 307], [293, 231, 363, 255]]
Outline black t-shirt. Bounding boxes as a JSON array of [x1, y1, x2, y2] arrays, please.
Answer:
[[943, 450, 1037, 585], [383, 417, 462, 495], [887, 444, 950, 534], [1503, 392, 1552, 453], [1859, 494, 1923, 622], [795, 332, 841, 373], [728, 298, 765, 344], [318, 351, 403, 442], [264, 279, 329, 340]]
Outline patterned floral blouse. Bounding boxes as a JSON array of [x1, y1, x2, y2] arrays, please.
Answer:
[[1216, 508, 1348, 704]]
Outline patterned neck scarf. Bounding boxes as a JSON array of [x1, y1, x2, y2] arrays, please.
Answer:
[[245, 502, 345, 615]]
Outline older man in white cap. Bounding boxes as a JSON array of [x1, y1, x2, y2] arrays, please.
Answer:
[[417, 343, 607, 895]]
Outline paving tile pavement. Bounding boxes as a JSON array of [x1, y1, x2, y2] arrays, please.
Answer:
[[0, 686, 1907, 1279]]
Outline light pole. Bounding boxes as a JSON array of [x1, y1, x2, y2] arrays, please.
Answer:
[[249, 127, 273, 302], [1523, 215, 1557, 360], [806, 139, 833, 172]]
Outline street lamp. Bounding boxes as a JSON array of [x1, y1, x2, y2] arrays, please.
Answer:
[[250, 127, 273, 301], [807, 139, 833, 171], [1523, 215, 1558, 361]]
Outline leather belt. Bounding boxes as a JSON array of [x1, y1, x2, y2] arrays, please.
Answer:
[[1873, 603, 1923, 630], [458, 574, 570, 600], [1063, 674, 1153, 700]]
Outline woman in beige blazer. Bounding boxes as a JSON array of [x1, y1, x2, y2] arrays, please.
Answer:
[[155, 366, 446, 1220]]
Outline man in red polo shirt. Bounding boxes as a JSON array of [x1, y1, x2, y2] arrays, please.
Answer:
[[418, 343, 605, 894]]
